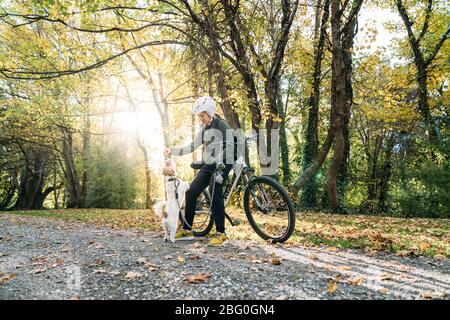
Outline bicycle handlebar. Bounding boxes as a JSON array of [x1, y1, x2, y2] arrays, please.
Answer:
[[245, 133, 258, 142]]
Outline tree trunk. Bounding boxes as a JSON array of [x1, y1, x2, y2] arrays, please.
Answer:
[[326, 0, 348, 212], [395, 0, 447, 143], [260, 0, 298, 179], [81, 113, 91, 205], [416, 66, 436, 140], [366, 134, 383, 205], [53, 158, 59, 209], [0, 186, 15, 210], [61, 128, 84, 208], [278, 90, 291, 184], [301, 0, 330, 207], [336, 0, 361, 209], [13, 149, 51, 210], [207, 36, 241, 129], [379, 134, 395, 213], [292, 127, 335, 194], [142, 147, 152, 209], [220, 0, 262, 130]]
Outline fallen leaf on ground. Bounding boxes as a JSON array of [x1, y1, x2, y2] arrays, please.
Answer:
[[191, 242, 202, 248], [336, 266, 352, 271], [275, 295, 288, 300], [379, 274, 392, 281], [31, 256, 48, 266], [327, 247, 338, 252], [420, 241, 431, 251], [420, 292, 446, 300], [136, 257, 147, 264], [164, 255, 173, 260], [398, 265, 411, 271], [269, 258, 281, 265], [143, 262, 159, 271], [349, 276, 363, 286], [125, 271, 142, 280], [185, 273, 211, 283], [50, 258, 65, 268], [308, 254, 319, 260], [378, 288, 389, 294], [372, 232, 393, 250], [94, 259, 105, 265], [30, 268, 47, 274], [93, 269, 106, 274], [327, 279, 339, 294], [177, 256, 185, 264], [433, 254, 446, 260], [0, 236, 12, 242], [68, 295, 80, 300], [395, 250, 417, 257], [0, 273, 16, 285]]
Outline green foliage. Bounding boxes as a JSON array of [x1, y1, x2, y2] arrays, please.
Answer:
[[389, 160, 450, 218], [85, 144, 138, 209]]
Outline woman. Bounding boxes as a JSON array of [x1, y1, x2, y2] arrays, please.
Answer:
[[164, 96, 234, 246]]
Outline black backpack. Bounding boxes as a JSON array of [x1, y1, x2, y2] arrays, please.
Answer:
[[209, 117, 239, 162]]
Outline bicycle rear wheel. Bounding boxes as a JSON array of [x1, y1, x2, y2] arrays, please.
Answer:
[[244, 176, 296, 243]]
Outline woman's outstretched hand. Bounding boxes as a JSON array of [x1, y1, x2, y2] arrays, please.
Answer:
[[163, 147, 172, 157]]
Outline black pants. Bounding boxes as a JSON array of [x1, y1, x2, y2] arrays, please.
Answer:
[[183, 164, 232, 233]]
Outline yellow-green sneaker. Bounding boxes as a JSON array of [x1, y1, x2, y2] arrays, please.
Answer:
[[208, 232, 228, 246], [175, 229, 195, 241]]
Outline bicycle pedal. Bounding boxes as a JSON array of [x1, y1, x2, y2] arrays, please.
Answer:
[[231, 219, 241, 226]]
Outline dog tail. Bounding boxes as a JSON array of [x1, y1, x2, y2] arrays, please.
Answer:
[[153, 201, 166, 218]]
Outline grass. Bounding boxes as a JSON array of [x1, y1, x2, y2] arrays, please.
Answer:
[[2, 208, 449, 259]]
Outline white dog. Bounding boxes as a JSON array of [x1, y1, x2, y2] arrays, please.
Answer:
[[153, 176, 190, 243]]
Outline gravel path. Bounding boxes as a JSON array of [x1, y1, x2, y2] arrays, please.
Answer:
[[1, 214, 449, 300]]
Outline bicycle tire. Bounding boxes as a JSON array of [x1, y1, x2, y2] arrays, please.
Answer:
[[244, 176, 296, 243]]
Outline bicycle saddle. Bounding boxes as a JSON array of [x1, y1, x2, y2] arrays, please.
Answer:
[[190, 161, 204, 170]]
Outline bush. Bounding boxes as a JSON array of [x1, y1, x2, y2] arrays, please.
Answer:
[[388, 161, 450, 218]]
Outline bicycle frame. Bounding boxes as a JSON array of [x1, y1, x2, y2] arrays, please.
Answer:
[[223, 155, 254, 207], [191, 135, 295, 241], [195, 136, 271, 225]]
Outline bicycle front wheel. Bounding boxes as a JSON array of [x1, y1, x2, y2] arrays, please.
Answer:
[[244, 176, 296, 243]]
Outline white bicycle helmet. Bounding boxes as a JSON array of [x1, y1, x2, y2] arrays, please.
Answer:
[[191, 96, 216, 117]]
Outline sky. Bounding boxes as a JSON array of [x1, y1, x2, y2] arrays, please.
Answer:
[[355, 6, 406, 58]]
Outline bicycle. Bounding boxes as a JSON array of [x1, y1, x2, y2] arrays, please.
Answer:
[[181, 134, 296, 243]]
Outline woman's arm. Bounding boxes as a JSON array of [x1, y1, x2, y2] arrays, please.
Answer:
[[170, 129, 203, 156]]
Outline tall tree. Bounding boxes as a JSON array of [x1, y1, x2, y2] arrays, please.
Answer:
[[301, 0, 331, 208], [395, 0, 450, 142], [293, 0, 363, 212]]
